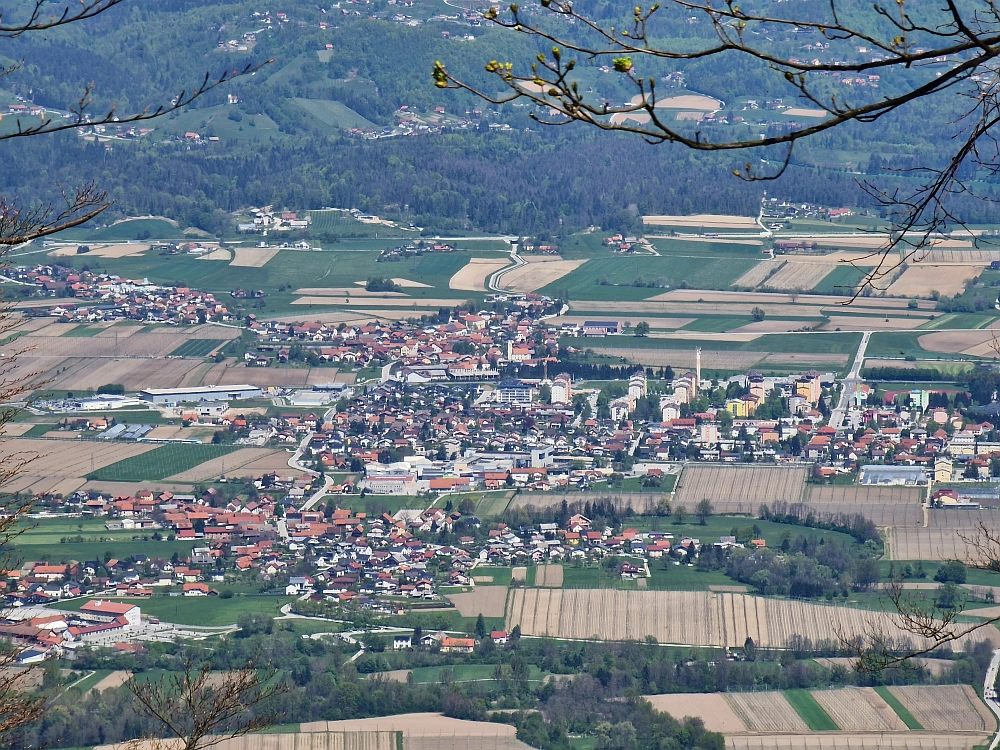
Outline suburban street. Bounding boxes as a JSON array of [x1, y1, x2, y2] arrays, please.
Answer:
[[829, 330, 871, 432]]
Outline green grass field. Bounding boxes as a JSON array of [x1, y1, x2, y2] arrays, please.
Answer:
[[169, 339, 227, 357], [334, 494, 428, 515], [291, 98, 376, 132], [811, 265, 867, 294], [543, 254, 758, 299], [308, 210, 413, 238], [919, 312, 999, 330], [153, 104, 282, 142], [474, 567, 513, 586], [474, 493, 514, 517], [573, 331, 862, 355], [680, 316, 754, 332], [59, 593, 290, 626], [51, 218, 183, 242], [86, 444, 242, 482], [874, 686, 924, 729], [79, 247, 473, 316], [785, 689, 839, 730], [61, 326, 104, 338], [403, 663, 545, 683], [12, 516, 197, 564], [866, 331, 952, 360]]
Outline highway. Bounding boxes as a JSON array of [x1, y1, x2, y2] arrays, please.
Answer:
[[829, 330, 870, 432]]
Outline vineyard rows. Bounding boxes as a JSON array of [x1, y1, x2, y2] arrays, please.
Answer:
[[506, 590, 1000, 650]]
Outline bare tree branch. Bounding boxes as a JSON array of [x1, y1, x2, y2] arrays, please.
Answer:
[[433, 0, 1000, 293], [126, 661, 290, 750]]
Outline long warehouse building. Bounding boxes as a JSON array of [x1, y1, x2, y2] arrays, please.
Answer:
[[139, 385, 263, 404]]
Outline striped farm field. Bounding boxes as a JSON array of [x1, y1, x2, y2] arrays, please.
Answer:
[[733, 260, 783, 288], [97, 732, 399, 750], [726, 734, 986, 749], [535, 564, 563, 587], [447, 586, 508, 618], [888, 685, 996, 732], [761, 261, 834, 291], [504, 589, 1000, 650], [809, 687, 906, 731], [726, 692, 809, 732], [674, 464, 807, 510]]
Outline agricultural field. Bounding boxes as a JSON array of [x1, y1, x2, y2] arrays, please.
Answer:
[[50, 243, 150, 258], [802, 485, 924, 511], [510, 492, 661, 514], [504, 589, 1000, 650], [164, 448, 287, 482], [809, 687, 906, 731], [887, 508, 1000, 560], [448, 258, 510, 291], [726, 733, 986, 749], [9, 516, 196, 564], [548, 254, 759, 299], [308, 210, 412, 238], [150, 104, 283, 142], [169, 339, 228, 357], [97, 731, 400, 750], [642, 693, 747, 733], [733, 260, 783, 288], [302, 714, 525, 745], [726, 692, 809, 732], [761, 261, 835, 291], [534, 564, 563, 587], [886, 264, 981, 297], [291, 98, 377, 132], [642, 214, 759, 229], [0, 438, 159, 495], [232, 247, 281, 267], [499, 258, 587, 293], [674, 465, 808, 510], [888, 685, 995, 732], [812, 264, 868, 294], [85, 444, 243, 482], [60, 592, 288, 626], [446, 587, 508, 618]]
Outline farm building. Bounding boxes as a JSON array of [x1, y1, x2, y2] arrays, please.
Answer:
[[78, 600, 141, 627], [139, 385, 263, 405], [859, 466, 928, 486], [72, 395, 147, 411], [582, 321, 622, 336]]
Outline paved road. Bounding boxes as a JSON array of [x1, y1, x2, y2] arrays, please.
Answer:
[[829, 330, 871, 432], [985, 648, 1000, 750], [488, 246, 525, 292]]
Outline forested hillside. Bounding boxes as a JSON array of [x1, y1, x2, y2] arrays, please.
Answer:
[[0, 0, 993, 234]]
